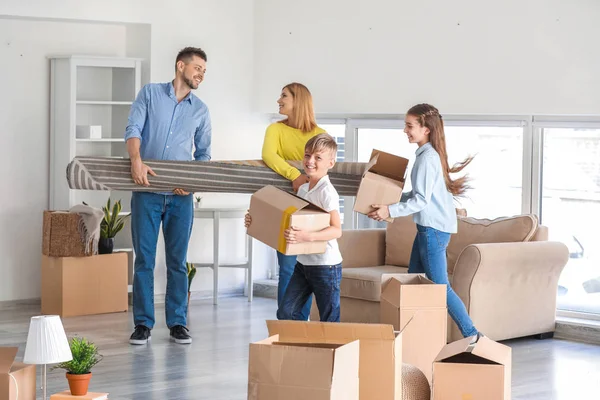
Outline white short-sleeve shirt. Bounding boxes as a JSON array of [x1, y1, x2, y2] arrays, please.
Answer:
[[296, 175, 343, 266]]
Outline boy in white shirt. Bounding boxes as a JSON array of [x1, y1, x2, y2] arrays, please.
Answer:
[[245, 133, 343, 321]]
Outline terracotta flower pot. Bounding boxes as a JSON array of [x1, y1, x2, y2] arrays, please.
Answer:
[[66, 372, 92, 396]]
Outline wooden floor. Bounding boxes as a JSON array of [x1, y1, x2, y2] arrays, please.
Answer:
[[1, 297, 599, 400]]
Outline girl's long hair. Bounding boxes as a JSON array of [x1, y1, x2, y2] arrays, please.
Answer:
[[407, 103, 474, 197], [280, 82, 318, 133]]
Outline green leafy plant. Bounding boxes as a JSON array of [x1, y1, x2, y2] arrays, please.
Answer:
[[195, 195, 202, 203], [53, 337, 103, 375], [187, 262, 197, 291], [101, 198, 130, 239]]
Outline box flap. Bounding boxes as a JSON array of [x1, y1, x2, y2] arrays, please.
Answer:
[[366, 150, 409, 182], [0, 347, 17, 374], [435, 335, 511, 366], [252, 185, 311, 213], [266, 320, 396, 343], [380, 274, 440, 307]]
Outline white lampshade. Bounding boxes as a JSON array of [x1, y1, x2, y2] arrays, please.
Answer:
[[23, 315, 72, 364]]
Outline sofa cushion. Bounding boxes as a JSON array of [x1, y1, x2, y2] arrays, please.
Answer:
[[446, 214, 539, 274], [385, 216, 417, 267], [341, 265, 408, 301]]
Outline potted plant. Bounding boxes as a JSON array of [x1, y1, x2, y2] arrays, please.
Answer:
[[194, 195, 203, 209], [187, 261, 197, 307], [53, 337, 103, 396], [100, 198, 130, 254]]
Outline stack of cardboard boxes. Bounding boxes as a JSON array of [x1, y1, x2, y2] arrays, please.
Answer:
[[245, 149, 512, 399], [41, 210, 128, 317]]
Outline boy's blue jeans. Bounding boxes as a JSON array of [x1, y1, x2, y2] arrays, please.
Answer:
[[131, 192, 193, 329], [277, 262, 342, 322], [276, 252, 312, 320], [409, 224, 478, 337]]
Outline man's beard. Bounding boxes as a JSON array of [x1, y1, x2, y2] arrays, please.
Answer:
[[183, 76, 198, 90]]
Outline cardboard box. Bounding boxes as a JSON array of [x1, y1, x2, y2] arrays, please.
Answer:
[[266, 320, 406, 400], [353, 150, 409, 222], [248, 335, 359, 400], [42, 253, 128, 317], [433, 335, 512, 400], [0, 347, 36, 400], [247, 185, 331, 255], [380, 274, 447, 385], [42, 211, 92, 257]]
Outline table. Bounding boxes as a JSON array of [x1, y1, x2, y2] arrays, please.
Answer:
[[190, 207, 253, 305]]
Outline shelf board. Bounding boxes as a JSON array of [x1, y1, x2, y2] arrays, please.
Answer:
[[76, 138, 123, 143], [76, 101, 133, 105]]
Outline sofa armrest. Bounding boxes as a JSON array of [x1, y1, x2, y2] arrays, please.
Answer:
[[339, 229, 386, 268], [451, 241, 569, 341]]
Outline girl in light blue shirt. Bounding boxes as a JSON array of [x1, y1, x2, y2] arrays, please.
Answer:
[[368, 103, 479, 338]]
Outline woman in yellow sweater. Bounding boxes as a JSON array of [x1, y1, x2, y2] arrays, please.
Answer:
[[262, 82, 326, 320]]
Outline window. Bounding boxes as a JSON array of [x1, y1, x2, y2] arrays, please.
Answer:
[[540, 128, 600, 316], [319, 123, 347, 226]]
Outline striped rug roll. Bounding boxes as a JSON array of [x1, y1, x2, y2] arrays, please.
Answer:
[[66, 157, 367, 197]]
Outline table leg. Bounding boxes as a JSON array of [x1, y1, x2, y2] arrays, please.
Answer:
[[247, 235, 253, 302], [213, 211, 219, 305]]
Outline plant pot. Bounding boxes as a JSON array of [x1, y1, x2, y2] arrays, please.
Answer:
[[66, 372, 92, 396], [194, 202, 202, 209], [98, 237, 114, 254]]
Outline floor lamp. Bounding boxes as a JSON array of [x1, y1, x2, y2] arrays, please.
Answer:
[[23, 316, 72, 400]]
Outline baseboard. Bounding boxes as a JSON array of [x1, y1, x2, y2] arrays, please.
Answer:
[[555, 318, 600, 345], [0, 298, 40, 311], [127, 287, 246, 305]]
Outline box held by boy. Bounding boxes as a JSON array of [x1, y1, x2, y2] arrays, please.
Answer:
[[353, 150, 409, 222], [247, 185, 331, 255]]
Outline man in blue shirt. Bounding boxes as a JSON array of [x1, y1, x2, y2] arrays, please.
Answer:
[[125, 47, 212, 345]]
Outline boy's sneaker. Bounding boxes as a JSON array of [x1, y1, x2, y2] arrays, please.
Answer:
[[170, 325, 192, 344], [129, 325, 151, 345]]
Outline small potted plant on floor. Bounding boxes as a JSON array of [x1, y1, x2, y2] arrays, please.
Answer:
[[53, 337, 103, 396], [100, 198, 130, 254], [187, 261, 197, 307]]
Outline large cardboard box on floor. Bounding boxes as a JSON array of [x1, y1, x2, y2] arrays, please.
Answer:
[[266, 320, 406, 400], [248, 334, 359, 400], [247, 185, 331, 255], [42, 252, 128, 317], [380, 274, 447, 385], [433, 335, 512, 400], [0, 347, 36, 400], [353, 150, 409, 221]]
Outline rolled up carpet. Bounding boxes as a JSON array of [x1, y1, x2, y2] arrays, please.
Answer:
[[66, 156, 368, 197]]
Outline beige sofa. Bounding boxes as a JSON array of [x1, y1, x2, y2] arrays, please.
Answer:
[[310, 214, 569, 342]]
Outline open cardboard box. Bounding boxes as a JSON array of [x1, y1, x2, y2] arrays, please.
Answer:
[[248, 334, 359, 400], [380, 274, 447, 385], [266, 320, 411, 400], [0, 347, 36, 400], [247, 185, 331, 255], [433, 335, 512, 400], [353, 150, 409, 222]]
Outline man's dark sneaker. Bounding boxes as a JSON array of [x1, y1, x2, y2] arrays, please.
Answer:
[[129, 325, 151, 345], [170, 325, 192, 344]]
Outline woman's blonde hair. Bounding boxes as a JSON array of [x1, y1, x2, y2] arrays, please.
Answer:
[[280, 82, 318, 133], [407, 103, 474, 197]]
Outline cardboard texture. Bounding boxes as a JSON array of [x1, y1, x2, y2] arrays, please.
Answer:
[[248, 335, 359, 400], [247, 185, 331, 255], [266, 320, 406, 400], [41, 253, 128, 317], [50, 391, 109, 399], [0, 347, 36, 400], [433, 336, 512, 400], [380, 274, 447, 385], [353, 150, 409, 222], [42, 211, 92, 257]]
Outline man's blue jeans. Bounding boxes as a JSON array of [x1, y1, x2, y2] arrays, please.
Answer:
[[131, 192, 193, 329], [277, 252, 312, 320], [409, 224, 478, 338], [277, 262, 342, 322]]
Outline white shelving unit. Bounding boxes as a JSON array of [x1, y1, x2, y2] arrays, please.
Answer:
[[49, 55, 142, 291]]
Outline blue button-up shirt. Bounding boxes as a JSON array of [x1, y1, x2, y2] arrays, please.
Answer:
[[124, 82, 211, 161], [388, 142, 457, 233]]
